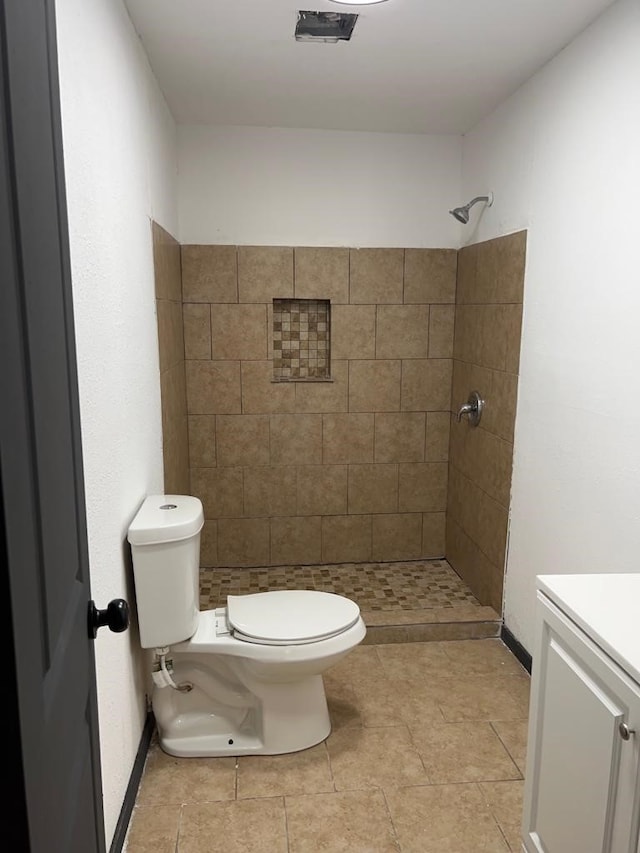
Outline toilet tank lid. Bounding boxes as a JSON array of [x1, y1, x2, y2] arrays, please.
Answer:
[[127, 495, 204, 546]]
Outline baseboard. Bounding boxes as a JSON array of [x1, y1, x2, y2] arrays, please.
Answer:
[[109, 711, 155, 853], [501, 625, 532, 674]]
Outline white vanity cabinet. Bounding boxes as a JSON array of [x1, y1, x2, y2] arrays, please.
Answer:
[[522, 574, 640, 853]]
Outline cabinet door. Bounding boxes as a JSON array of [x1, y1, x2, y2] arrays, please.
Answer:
[[523, 593, 640, 853]]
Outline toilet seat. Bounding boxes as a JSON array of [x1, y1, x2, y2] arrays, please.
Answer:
[[227, 590, 360, 646]]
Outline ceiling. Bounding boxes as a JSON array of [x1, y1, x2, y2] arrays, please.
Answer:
[[124, 0, 615, 134]]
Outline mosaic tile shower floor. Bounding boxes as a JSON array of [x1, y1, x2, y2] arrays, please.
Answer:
[[200, 560, 500, 643]]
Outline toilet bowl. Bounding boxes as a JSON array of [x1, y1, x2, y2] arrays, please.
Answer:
[[127, 495, 366, 757]]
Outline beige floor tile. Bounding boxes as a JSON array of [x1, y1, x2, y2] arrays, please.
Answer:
[[392, 679, 447, 727], [136, 744, 236, 805], [376, 641, 453, 681], [418, 674, 531, 722], [479, 780, 525, 826], [385, 783, 509, 852], [285, 789, 399, 852], [351, 677, 407, 727], [236, 744, 333, 799], [500, 821, 525, 851], [324, 678, 363, 731], [125, 804, 180, 853], [439, 639, 527, 676], [327, 725, 428, 790], [491, 720, 529, 774], [178, 799, 287, 852], [325, 645, 384, 686], [410, 722, 521, 784]]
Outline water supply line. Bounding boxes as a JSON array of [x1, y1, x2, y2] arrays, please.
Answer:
[[152, 647, 193, 692]]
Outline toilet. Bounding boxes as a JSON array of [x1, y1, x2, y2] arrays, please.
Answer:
[[127, 494, 366, 757]]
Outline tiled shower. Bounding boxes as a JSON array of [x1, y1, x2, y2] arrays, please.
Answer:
[[153, 223, 525, 619]]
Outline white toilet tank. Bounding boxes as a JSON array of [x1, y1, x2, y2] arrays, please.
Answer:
[[127, 495, 204, 648]]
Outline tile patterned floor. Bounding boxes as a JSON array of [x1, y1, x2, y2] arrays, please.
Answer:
[[200, 559, 481, 611], [199, 559, 501, 643], [126, 639, 530, 852]]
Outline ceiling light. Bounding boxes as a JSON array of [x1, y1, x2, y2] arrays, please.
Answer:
[[328, 0, 389, 5]]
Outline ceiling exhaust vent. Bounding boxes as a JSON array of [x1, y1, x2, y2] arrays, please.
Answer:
[[295, 11, 358, 43]]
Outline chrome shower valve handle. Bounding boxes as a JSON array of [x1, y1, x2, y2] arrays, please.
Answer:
[[456, 390, 484, 427]]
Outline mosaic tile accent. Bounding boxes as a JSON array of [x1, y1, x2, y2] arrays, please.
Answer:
[[273, 298, 331, 381], [200, 559, 481, 612]]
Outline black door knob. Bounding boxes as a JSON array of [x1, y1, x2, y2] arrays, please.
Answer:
[[88, 599, 130, 639]]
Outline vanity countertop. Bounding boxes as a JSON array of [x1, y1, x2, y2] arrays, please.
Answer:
[[537, 573, 640, 685]]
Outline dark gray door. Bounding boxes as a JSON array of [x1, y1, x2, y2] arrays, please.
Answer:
[[0, 2, 106, 851]]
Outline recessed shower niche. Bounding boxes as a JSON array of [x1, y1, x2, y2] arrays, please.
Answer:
[[272, 298, 331, 381]]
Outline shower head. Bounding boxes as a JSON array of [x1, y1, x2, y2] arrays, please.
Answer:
[[449, 192, 494, 224]]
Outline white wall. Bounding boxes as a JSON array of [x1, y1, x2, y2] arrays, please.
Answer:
[[55, 0, 177, 843], [178, 125, 462, 247], [462, 0, 640, 651]]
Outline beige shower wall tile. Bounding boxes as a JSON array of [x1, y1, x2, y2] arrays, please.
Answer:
[[428, 304, 455, 358], [200, 520, 218, 567], [188, 415, 216, 467], [426, 411, 451, 461], [160, 362, 187, 446], [152, 221, 181, 302], [190, 467, 243, 518], [348, 464, 398, 514], [449, 419, 513, 507], [423, 512, 446, 557], [404, 248, 457, 304], [238, 246, 293, 302], [211, 304, 267, 360], [504, 303, 523, 374], [217, 518, 270, 567], [183, 303, 211, 360], [472, 232, 527, 306], [181, 245, 238, 303], [216, 415, 270, 467], [456, 243, 478, 305], [156, 299, 184, 373], [372, 512, 423, 561], [186, 361, 241, 414], [270, 414, 322, 465], [295, 361, 348, 413], [321, 515, 372, 563], [374, 412, 426, 463], [376, 305, 429, 359], [349, 360, 401, 412], [163, 424, 189, 496], [495, 230, 526, 303], [447, 465, 508, 570], [294, 247, 349, 303], [482, 370, 518, 444], [243, 467, 296, 518], [331, 305, 376, 360], [349, 248, 404, 304], [156, 298, 184, 375], [241, 361, 296, 414], [401, 359, 452, 411], [271, 516, 321, 565], [399, 462, 448, 513], [296, 465, 347, 516], [446, 516, 504, 611], [322, 413, 374, 464]]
